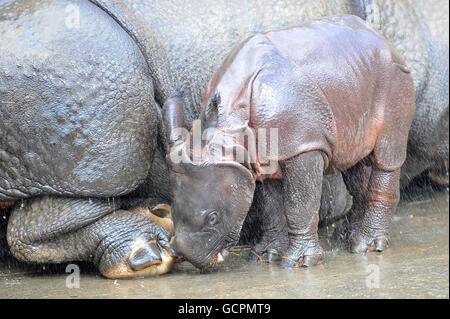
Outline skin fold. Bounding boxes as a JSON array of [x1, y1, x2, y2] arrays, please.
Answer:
[[165, 15, 416, 269], [0, 0, 447, 276]]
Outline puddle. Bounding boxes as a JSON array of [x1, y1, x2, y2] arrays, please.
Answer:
[[0, 190, 448, 298]]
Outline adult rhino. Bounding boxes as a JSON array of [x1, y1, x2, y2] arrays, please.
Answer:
[[0, 0, 448, 277], [364, 0, 449, 187]]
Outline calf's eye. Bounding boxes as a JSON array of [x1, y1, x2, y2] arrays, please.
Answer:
[[208, 212, 218, 225]]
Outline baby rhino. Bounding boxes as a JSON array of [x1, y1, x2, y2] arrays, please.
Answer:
[[164, 15, 415, 269]]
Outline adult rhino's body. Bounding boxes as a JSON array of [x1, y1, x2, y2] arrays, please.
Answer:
[[0, 0, 158, 200], [365, 0, 449, 187], [0, 0, 448, 277]]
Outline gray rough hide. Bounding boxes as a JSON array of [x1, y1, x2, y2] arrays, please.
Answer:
[[0, 0, 448, 215]]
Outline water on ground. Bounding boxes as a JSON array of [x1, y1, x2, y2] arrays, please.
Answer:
[[0, 188, 448, 298]]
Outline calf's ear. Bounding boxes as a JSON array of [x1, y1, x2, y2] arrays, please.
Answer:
[[201, 92, 220, 129], [163, 87, 186, 152], [199, 92, 221, 145]]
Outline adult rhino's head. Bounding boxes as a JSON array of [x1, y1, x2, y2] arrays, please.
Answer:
[[162, 89, 255, 270]]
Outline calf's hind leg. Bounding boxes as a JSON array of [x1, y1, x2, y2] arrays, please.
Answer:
[[349, 166, 400, 253], [349, 64, 414, 253], [280, 151, 325, 268], [7, 197, 175, 278]]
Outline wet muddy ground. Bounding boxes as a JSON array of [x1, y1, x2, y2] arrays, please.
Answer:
[[0, 188, 448, 299]]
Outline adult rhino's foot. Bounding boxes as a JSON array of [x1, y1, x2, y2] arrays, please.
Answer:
[[102, 242, 175, 279], [129, 204, 174, 233], [102, 204, 181, 278], [7, 197, 176, 279], [96, 210, 177, 279]]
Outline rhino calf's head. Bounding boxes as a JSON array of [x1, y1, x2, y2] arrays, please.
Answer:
[[163, 90, 255, 269]]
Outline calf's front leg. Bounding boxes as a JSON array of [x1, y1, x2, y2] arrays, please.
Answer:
[[246, 180, 288, 263], [280, 151, 325, 267]]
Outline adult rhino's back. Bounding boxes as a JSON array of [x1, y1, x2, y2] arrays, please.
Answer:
[[94, 0, 448, 187], [0, 0, 158, 201], [90, 0, 358, 127]]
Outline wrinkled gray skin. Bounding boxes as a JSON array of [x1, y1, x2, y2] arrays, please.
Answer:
[[364, 0, 449, 188], [0, 0, 448, 275]]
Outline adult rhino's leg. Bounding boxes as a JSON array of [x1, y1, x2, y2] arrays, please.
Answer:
[[400, 95, 449, 188], [246, 180, 288, 263], [361, 0, 449, 188], [279, 151, 325, 268], [7, 197, 175, 278], [401, 106, 449, 188], [427, 161, 449, 186]]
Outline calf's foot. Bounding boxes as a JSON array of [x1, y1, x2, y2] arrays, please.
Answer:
[[350, 233, 389, 254], [347, 167, 400, 254], [249, 249, 282, 263], [349, 231, 389, 253], [280, 237, 324, 268], [245, 181, 288, 263], [280, 151, 325, 268]]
